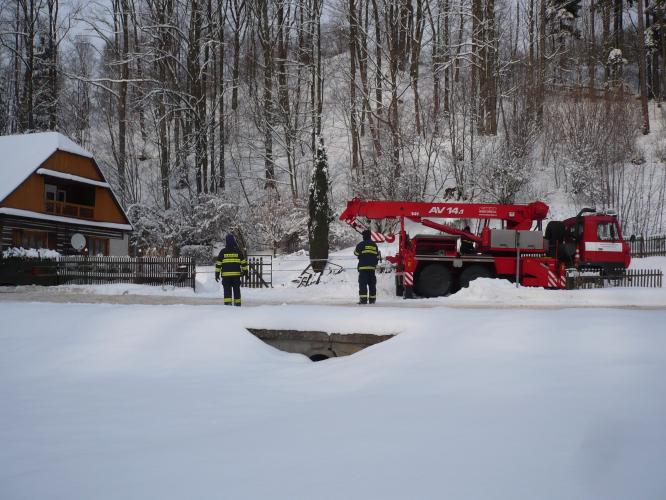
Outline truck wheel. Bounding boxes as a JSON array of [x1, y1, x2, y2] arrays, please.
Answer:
[[416, 264, 452, 297], [459, 265, 494, 289], [395, 275, 404, 296]]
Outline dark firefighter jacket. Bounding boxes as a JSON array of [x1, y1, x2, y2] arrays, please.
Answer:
[[215, 246, 248, 279], [354, 239, 380, 271]]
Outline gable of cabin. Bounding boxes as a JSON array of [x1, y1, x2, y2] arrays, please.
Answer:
[[42, 150, 104, 181]]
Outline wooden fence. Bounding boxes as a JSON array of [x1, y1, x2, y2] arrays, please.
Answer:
[[241, 256, 272, 288], [1, 256, 196, 289], [567, 268, 663, 289], [630, 235, 666, 257], [56, 256, 196, 289]]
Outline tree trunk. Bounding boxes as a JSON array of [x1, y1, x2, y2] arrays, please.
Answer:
[[13, 2, 21, 132], [21, 0, 35, 131], [349, 0, 361, 178], [410, 0, 424, 136], [588, 0, 596, 90], [118, 0, 130, 205], [371, 0, 383, 113], [637, 0, 650, 134], [528, 0, 535, 113], [47, 0, 58, 130], [472, 0, 482, 132], [483, 0, 492, 135], [231, 0, 246, 113], [538, 0, 546, 124], [257, 0, 276, 189], [602, 1, 610, 84], [219, 0, 226, 190]]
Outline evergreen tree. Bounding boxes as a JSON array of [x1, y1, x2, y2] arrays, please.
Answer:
[[308, 137, 332, 273]]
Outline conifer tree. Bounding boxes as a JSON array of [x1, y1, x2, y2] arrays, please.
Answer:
[[308, 137, 331, 273]]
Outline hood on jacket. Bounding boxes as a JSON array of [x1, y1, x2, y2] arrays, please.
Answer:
[[225, 233, 237, 247], [362, 229, 372, 241]]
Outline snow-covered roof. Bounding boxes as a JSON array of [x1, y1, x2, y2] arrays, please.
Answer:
[[0, 207, 133, 231], [0, 132, 94, 202], [36, 168, 111, 188]]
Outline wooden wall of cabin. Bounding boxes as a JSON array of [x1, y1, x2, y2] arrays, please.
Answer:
[[0, 215, 125, 254], [1, 175, 43, 212], [42, 151, 104, 181], [94, 189, 127, 223]]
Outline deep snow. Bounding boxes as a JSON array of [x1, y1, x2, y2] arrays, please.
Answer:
[[1, 302, 665, 500]]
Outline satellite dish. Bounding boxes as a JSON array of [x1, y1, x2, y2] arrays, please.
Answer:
[[71, 233, 86, 251]]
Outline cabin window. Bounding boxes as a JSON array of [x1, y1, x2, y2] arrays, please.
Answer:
[[11, 229, 54, 250], [597, 222, 618, 241], [88, 237, 108, 256], [45, 184, 56, 201]]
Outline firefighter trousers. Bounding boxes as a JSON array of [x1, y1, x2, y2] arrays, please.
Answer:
[[222, 276, 242, 306], [358, 269, 377, 304]]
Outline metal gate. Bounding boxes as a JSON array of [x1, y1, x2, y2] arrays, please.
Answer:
[[241, 256, 272, 288]]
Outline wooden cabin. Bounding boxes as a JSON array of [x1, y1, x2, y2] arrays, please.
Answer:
[[0, 132, 132, 256]]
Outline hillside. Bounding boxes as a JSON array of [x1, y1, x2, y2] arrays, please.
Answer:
[[1, 0, 665, 254]]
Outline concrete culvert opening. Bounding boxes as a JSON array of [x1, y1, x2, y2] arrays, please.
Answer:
[[246, 329, 394, 361], [309, 354, 330, 362]]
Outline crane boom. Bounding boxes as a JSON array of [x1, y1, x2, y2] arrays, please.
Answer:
[[340, 198, 549, 230]]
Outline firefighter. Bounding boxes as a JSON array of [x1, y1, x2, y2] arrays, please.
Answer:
[[354, 229, 381, 304], [215, 233, 248, 306]]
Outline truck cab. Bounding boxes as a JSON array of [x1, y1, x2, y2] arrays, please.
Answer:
[[563, 210, 631, 271]]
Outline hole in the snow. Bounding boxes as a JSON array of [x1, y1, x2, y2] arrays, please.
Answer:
[[309, 354, 330, 362], [246, 329, 394, 361]]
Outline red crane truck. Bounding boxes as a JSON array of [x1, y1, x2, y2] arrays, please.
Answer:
[[339, 198, 631, 297]]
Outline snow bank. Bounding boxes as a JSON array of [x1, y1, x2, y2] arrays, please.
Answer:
[[447, 277, 666, 308], [1, 302, 665, 499]]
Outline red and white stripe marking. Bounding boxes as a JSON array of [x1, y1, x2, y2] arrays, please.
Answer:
[[546, 270, 567, 289], [371, 231, 396, 244], [403, 272, 414, 286]]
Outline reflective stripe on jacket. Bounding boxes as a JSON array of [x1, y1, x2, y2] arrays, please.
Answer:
[[215, 247, 248, 278], [354, 240, 380, 270]]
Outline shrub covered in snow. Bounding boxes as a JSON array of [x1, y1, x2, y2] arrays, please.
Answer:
[[127, 195, 239, 254], [244, 191, 307, 255], [2, 247, 60, 259], [179, 245, 214, 264]]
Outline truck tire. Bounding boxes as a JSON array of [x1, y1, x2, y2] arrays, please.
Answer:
[[416, 264, 452, 297], [459, 264, 494, 289]]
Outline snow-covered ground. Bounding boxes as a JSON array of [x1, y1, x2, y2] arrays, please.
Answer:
[[2, 250, 665, 308], [1, 302, 665, 500]]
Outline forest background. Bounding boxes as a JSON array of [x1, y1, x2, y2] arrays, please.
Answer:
[[1, 0, 665, 257]]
